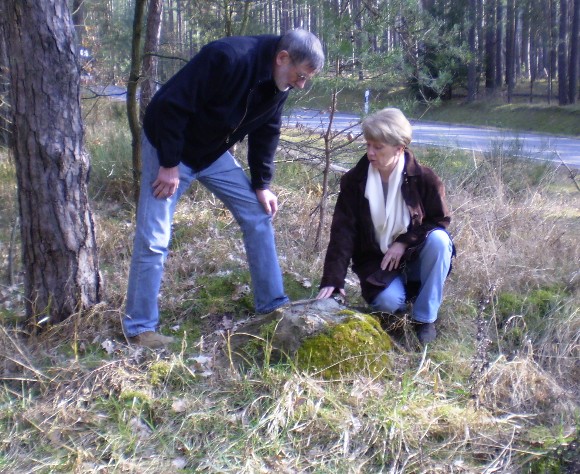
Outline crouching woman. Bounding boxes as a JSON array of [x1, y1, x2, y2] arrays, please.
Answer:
[[316, 108, 455, 344]]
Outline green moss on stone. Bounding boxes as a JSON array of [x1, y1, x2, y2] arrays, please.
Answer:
[[296, 313, 392, 379], [241, 318, 281, 359]]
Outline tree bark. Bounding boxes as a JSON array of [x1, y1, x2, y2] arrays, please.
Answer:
[[530, 0, 539, 101], [281, 0, 291, 33], [140, 0, 163, 123], [238, 0, 251, 35], [71, 0, 87, 49], [506, 0, 516, 102], [549, 0, 559, 102], [0, 20, 11, 147], [559, 0, 570, 104], [485, 0, 497, 93], [467, 0, 477, 102], [2, 0, 101, 326], [495, 0, 504, 88], [570, 0, 580, 103], [521, 0, 531, 79], [128, 0, 147, 205]]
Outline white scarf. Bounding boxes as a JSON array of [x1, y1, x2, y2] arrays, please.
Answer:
[[364, 156, 410, 253]]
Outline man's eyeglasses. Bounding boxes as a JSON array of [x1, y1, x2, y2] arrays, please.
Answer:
[[291, 60, 314, 82], [295, 71, 308, 81]]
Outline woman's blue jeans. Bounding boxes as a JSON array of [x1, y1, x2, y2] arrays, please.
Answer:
[[123, 135, 289, 337], [370, 229, 453, 323]]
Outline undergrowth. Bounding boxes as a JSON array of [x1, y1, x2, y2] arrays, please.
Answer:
[[0, 101, 578, 473]]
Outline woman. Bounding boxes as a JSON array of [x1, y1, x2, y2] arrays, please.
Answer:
[[316, 108, 454, 344]]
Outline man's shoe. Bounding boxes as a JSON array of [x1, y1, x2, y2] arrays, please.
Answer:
[[259, 302, 291, 318], [128, 331, 175, 349], [414, 322, 437, 345]]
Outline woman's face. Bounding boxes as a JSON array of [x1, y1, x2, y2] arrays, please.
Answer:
[[366, 139, 404, 175]]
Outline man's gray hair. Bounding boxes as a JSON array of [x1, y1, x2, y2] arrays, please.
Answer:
[[277, 28, 325, 71]]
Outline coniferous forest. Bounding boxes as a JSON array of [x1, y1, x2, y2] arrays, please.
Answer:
[[0, 1, 579, 472]]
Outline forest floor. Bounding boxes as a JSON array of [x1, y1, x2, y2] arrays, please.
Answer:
[[0, 99, 579, 473]]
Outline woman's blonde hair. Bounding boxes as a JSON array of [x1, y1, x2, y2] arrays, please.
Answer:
[[362, 108, 412, 147]]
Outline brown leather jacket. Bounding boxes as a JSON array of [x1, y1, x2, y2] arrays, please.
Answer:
[[320, 149, 452, 303]]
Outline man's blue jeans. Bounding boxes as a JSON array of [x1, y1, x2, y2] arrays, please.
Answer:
[[370, 229, 453, 323], [123, 135, 289, 338]]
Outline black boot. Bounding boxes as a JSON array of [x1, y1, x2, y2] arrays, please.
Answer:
[[414, 322, 437, 345]]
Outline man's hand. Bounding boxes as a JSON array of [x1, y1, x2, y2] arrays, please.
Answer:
[[255, 188, 278, 217], [153, 166, 180, 199]]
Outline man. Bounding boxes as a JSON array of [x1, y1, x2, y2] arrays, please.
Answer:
[[123, 29, 325, 348]]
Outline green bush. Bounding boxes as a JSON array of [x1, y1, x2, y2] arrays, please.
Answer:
[[87, 127, 134, 202]]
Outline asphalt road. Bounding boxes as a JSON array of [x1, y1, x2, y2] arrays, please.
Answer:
[[283, 109, 580, 169], [93, 87, 579, 168]]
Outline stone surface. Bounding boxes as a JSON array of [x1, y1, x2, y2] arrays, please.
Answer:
[[220, 299, 393, 377]]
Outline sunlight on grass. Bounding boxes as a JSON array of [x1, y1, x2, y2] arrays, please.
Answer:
[[0, 101, 578, 472]]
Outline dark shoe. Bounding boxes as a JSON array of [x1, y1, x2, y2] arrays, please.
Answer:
[[259, 302, 290, 318], [414, 322, 437, 345], [128, 331, 175, 349]]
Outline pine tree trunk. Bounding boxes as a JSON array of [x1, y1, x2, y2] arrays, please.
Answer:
[[140, 0, 163, 123], [72, 0, 87, 49], [559, 0, 570, 104], [281, 0, 291, 33], [570, 0, 580, 103], [495, 0, 504, 88], [485, 0, 497, 93], [521, 2, 531, 79], [3, 0, 101, 326], [127, 0, 147, 205], [467, 0, 477, 102], [549, 0, 559, 102], [0, 25, 11, 147], [506, 0, 516, 102]]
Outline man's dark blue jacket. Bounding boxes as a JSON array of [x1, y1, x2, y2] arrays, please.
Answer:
[[143, 34, 288, 190]]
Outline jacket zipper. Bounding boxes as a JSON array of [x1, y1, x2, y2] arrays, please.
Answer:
[[226, 86, 256, 145]]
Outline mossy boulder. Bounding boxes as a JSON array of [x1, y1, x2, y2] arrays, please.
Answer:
[[295, 311, 392, 378], [220, 299, 393, 378]]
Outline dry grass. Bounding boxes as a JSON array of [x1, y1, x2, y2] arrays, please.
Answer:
[[0, 106, 579, 472]]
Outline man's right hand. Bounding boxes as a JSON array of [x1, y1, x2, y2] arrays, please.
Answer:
[[153, 166, 180, 199]]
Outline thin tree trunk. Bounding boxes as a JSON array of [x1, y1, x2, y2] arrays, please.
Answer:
[[477, 0, 484, 95], [314, 88, 338, 253], [570, 0, 580, 102], [496, 0, 504, 88], [3, 0, 100, 326], [485, 0, 497, 94], [71, 0, 87, 50], [549, 0, 559, 102], [530, 0, 538, 102], [521, 1, 531, 79], [0, 22, 11, 147], [140, 0, 163, 123], [281, 0, 291, 33], [506, 0, 516, 102], [467, 0, 477, 102], [238, 0, 252, 35], [223, 1, 231, 36], [127, 0, 147, 205], [354, 0, 364, 80], [559, 0, 570, 104]]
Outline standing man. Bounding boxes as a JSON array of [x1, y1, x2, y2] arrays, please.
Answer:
[[123, 29, 325, 348]]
